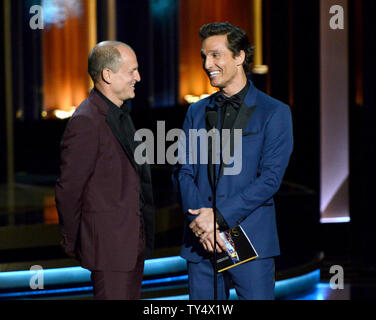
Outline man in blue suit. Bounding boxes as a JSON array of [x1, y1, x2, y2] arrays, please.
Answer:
[[173, 22, 293, 300]]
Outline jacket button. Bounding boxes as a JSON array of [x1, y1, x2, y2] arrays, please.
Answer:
[[208, 197, 212, 202]]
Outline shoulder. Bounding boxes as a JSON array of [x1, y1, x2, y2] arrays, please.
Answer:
[[252, 91, 293, 136], [65, 99, 99, 133], [256, 89, 291, 115], [187, 93, 217, 116]]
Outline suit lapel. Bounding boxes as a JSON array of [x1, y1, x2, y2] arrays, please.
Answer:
[[106, 106, 140, 173], [206, 125, 217, 192], [216, 81, 258, 184], [216, 103, 256, 183], [205, 93, 220, 191]]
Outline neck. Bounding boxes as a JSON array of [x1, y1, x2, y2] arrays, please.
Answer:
[[95, 83, 123, 107], [221, 73, 248, 97]]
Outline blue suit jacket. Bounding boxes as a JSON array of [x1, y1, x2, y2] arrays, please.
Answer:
[[173, 81, 293, 262]]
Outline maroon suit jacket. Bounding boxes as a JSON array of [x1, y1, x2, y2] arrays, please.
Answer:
[[55, 90, 148, 272]]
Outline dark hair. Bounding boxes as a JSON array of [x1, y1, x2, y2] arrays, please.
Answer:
[[199, 22, 254, 74]]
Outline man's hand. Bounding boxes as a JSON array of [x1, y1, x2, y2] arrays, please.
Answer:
[[188, 207, 217, 238], [189, 207, 228, 253], [60, 239, 75, 258], [199, 230, 228, 253]]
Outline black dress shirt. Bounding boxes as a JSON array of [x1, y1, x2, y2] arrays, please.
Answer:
[[216, 81, 250, 130]]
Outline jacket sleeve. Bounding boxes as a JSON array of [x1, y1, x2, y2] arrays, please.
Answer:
[[216, 104, 294, 228], [172, 106, 207, 224], [55, 114, 99, 253]]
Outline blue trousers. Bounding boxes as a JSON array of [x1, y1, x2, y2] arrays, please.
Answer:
[[187, 257, 275, 300]]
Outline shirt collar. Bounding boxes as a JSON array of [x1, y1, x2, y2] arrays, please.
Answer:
[[94, 87, 129, 112], [232, 81, 250, 104]]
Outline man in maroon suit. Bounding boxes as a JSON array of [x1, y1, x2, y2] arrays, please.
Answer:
[[55, 41, 155, 300]]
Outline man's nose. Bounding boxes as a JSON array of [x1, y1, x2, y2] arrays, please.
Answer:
[[135, 70, 141, 82], [204, 56, 213, 71]]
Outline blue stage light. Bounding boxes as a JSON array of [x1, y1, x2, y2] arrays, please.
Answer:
[[275, 269, 321, 298], [0, 286, 93, 298], [144, 256, 187, 277], [0, 257, 320, 300], [0, 256, 186, 290], [142, 275, 188, 286]]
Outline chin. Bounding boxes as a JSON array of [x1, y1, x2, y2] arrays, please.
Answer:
[[208, 76, 223, 88], [123, 93, 134, 100], [128, 90, 136, 98], [210, 80, 223, 89]]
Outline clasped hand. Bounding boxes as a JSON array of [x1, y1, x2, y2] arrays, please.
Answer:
[[188, 208, 227, 253]]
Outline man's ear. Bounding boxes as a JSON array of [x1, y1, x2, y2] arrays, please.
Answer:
[[235, 50, 246, 67], [101, 68, 112, 84]]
